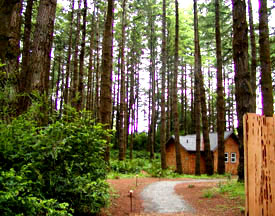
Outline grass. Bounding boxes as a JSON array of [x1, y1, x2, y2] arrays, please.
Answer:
[[217, 180, 245, 201], [202, 187, 218, 198]]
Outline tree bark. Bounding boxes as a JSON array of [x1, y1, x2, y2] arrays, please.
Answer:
[[215, 0, 225, 175], [248, 0, 257, 113], [71, 0, 82, 108], [259, 0, 274, 116], [64, 0, 75, 106], [100, 0, 114, 162], [174, 0, 183, 174], [0, 0, 21, 76], [160, 0, 167, 170], [18, 0, 33, 114], [119, 0, 127, 161], [77, 0, 87, 111], [194, 0, 201, 176], [232, 0, 252, 181]]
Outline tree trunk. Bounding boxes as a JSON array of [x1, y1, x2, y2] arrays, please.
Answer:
[[64, 0, 75, 106], [259, 0, 274, 116], [18, 0, 33, 114], [194, 0, 201, 176], [119, 0, 127, 161], [30, 0, 57, 126], [77, 0, 87, 111], [55, 56, 61, 110], [174, 0, 183, 174], [232, 0, 252, 181], [86, 8, 95, 111], [0, 0, 22, 77], [248, 0, 257, 113], [71, 0, 82, 108], [160, 0, 167, 170], [215, 0, 225, 175], [100, 0, 114, 162], [149, 8, 156, 160], [95, 5, 100, 121]]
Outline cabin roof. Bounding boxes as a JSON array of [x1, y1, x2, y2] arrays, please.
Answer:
[[169, 131, 236, 152]]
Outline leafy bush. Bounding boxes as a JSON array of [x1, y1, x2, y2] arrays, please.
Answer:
[[110, 158, 147, 174], [0, 107, 111, 215], [0, 168, 72, 216]]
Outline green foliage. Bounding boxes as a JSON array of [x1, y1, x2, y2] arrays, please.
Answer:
[[202, 188, 217, 198], [217, 180, 245, 200], [0, 168, 72, 216], [0, 106, 111, 215]]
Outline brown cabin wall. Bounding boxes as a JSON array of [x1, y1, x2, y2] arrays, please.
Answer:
[[166, 142, 206, 174], [213, 136, 239, 175]]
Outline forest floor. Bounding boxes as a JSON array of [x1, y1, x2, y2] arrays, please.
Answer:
[[101, 176, 245, 216]]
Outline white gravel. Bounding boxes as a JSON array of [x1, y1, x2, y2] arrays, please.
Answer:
[[141, 179, 223, 214]]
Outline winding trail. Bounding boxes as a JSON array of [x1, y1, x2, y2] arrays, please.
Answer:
[[140, 179, 223, 214]]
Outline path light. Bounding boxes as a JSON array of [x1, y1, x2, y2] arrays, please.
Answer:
[[136, 174, 138, 187], [129, 190, 133, 212]]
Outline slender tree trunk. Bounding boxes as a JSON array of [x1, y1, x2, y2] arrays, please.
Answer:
[[86, 8, 95, 111], [100, 0, 114, 162], [215, 0, 225, 175], [184, 64, 187, 135], [119, 0, 127, 161], [95, 6, 100, 120], [55, 56, 62, 110], [71, 0, 82, 108], [18, 0, 34, 114], [149, 11, 156, 159], [64, 0, 75, 106], [259, 0, 274, 116], [77, 0, 87, 111], [190, 65, 195, 134], [174, 0, 183, 174], [248, 0, 257, 113], [160, 0, 167, 170], [232, 0, 252, 181], [194, 0, 201, 176]]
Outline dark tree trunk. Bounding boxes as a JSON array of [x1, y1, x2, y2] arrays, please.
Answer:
[[119, 0, 127, 161], [18, 0, 33, 114], [232, 0, 252, 181], [77, 0, 87, 111], [100, 0, 114, 162], [71, 0, 82, 108], [64, 0, 75, 106], [160, 0, 167, 170], [0, 0, 22, 77], [259, 0, 274, 116], [86, 8, 95, 111], [95, 6, 100, 121], [30, 0, 57, 125], [248, 0, 257, 113], [215, 0, 225, 175], [174, 0, 183, 174], [194, 0, 201, 176]]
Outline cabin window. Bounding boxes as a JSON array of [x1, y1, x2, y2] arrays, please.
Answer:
[[231, 153, 236, 163], [224, 153, 228, 163]]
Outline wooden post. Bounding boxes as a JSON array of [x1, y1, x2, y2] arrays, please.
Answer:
[[244, 113, 275, 216], [129, 190, 133, 212]]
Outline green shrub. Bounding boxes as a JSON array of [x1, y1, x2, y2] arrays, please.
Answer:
[[202, 188, 216, 198], [0, 168, 72, 216], [0, 107, 111, 215]]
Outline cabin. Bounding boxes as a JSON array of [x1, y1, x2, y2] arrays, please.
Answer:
[[166, 131, 240, 175]]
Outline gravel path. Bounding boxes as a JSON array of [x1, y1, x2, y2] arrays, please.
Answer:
[[140, 179, 223, 214]]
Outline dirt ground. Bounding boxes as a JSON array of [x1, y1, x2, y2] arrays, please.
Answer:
[[101, 177, 245, 216]]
